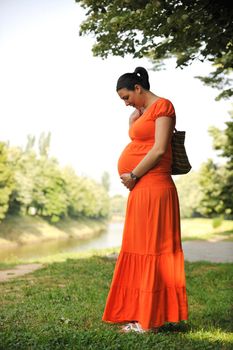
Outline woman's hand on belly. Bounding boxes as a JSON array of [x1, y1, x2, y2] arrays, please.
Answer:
[[120, 173, 137, 191]]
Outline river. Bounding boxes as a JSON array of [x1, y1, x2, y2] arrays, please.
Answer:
[[0, 221, 124, 263]]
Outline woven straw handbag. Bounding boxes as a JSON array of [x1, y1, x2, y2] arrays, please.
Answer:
[[171, 128, 192, 175]]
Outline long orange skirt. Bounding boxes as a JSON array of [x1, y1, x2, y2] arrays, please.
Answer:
[[102, 173, 188, 330]]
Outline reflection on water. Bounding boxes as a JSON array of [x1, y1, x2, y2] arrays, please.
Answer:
[[0, 222, 124, 263]]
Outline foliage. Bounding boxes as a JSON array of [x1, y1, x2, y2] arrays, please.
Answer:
[[8, 137, 68, 222], [34, 157, 68, 223], [212, 216, 224, 229], [101, 171, 110, 192], [80, 177, 110, 218], [198, 110, 233, 218], [220, 114, 233, 215], [9, 147, 39, 215], [63, 167, 110, 219], [62, 166, 87, 218], [1, 134, 110, 223], [0, 255, 232, 349], [0, 143, 14, 222], [197, 159, 225, 217], [76, 0, 233, 100], [38, 132, 51, 158], [174, 171, 202, 218], [110, 194, 127, 217]]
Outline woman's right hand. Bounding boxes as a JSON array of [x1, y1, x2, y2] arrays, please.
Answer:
[[129, 108, 144, 127], [120, 173, 137, 191]]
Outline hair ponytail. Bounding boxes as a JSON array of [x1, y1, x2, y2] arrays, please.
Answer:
[[116, 66, 150, 91], [134, 67, 150, 90]]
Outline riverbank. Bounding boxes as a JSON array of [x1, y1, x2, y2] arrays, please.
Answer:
[[0, 248, 232, 349], [0, 216, 232, 256], [0, 215, 108, 249], [1, 239, 233, 282]]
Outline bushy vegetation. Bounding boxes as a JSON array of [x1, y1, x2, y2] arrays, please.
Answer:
[[0, 133, 110, 224], [110, 195, 127, 218], [175, 110, 233, 220]]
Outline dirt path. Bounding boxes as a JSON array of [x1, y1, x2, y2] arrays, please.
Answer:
[[182, 241, 233, 262], [0, 264, 43, 282]]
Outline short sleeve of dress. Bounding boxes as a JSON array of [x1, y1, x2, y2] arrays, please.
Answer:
[[150, 98, 176, 121]]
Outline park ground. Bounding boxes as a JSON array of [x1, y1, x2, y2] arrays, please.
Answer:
[[0, 217, 232, 349], [0, 246, 232, 350]]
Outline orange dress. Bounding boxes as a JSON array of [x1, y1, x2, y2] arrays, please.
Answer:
[[102, 98, 188, 330]]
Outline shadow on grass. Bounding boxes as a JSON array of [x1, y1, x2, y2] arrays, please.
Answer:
[[214, 229, 233, 240], [0, 255, 232, 350]]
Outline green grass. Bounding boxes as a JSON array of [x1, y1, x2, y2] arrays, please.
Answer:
[[181, 218, 233, 241], [0, 249, 232, 350], [0, 261, 18, 270]]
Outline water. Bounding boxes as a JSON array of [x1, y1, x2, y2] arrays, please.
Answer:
[[0, 221, 124, 263]]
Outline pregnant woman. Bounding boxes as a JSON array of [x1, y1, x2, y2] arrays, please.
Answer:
[[102, 67, 188, 333]]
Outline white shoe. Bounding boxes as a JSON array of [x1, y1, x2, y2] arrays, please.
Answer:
[[120, 322, 147, 333], [134, 322, 147, 333]]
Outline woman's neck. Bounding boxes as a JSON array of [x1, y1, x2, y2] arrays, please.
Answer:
[[143, 91, 160, 111]]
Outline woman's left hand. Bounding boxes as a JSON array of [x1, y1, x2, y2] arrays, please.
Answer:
[[120, 173, 137, 191]]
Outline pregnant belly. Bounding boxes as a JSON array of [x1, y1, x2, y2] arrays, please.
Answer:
[[117, 142, 153, 175]]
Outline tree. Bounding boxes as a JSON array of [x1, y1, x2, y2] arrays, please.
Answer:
[[78, 177, 110, 218], [11, 148, 39, 215], [101, 171, 110, 192], [62, 167, 110, 219], [174, 172, 202, 218], [110, 194, 127, 218], [76, 0, 233, 99], [7, 134, 68, 222], [25, 135, 36, 153], [0, 143, 14, 221], [34, 157, 69, 223], [198, 109, 233, 218], [198, 159, 225, 217], [209, 110, 233, 217], [1, 133, 111, 222], [39, 132, 51, 158], [62, 166, 90, 218]]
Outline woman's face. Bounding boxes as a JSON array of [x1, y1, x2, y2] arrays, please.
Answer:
[[117, 85, 143, 109]]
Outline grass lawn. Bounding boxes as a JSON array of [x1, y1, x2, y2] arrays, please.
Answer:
[[181, 218, 233, 241], [0, 249, 232, 350]]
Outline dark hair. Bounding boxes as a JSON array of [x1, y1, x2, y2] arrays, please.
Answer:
[[116, 67, 150, 91]]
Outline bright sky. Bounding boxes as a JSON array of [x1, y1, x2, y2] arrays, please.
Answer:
[[1, 0, 231, 196]]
